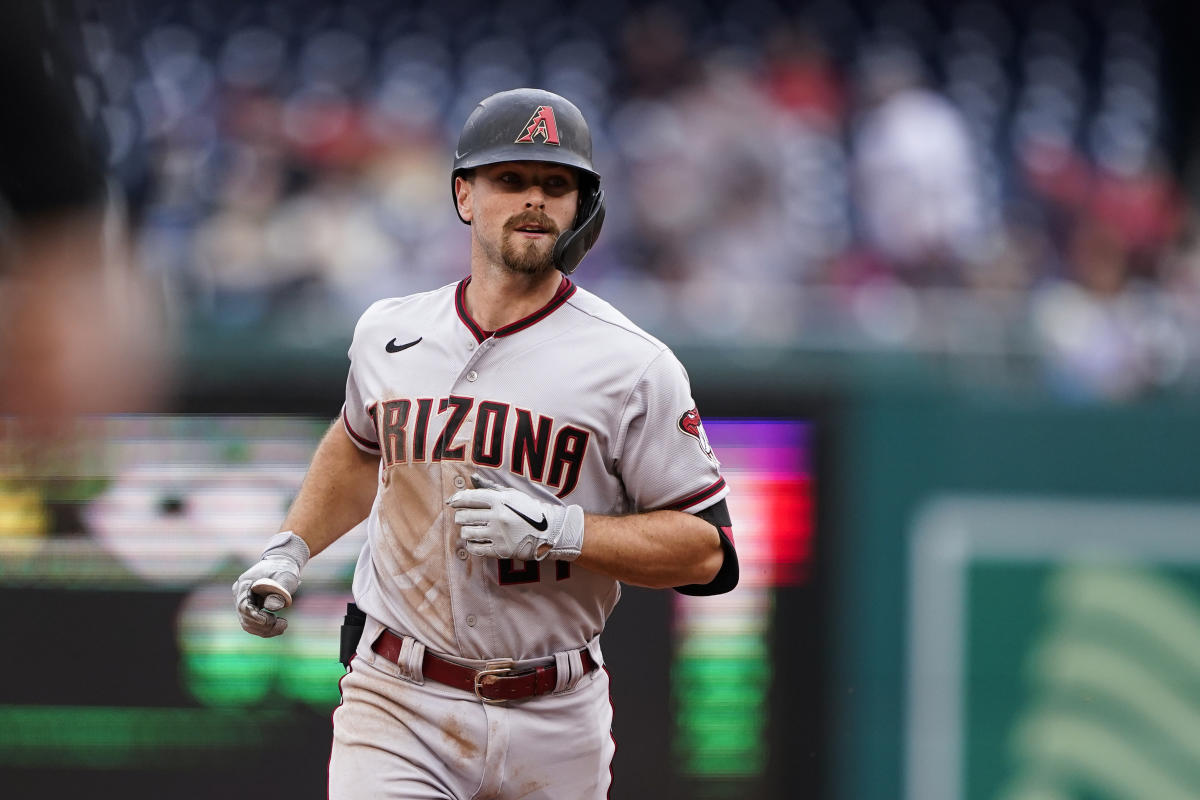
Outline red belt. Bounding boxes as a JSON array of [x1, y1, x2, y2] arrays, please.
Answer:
[[371, 629, 596, 703]]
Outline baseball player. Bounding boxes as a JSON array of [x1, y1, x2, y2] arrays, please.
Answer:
[[233, 88, 738, 799]]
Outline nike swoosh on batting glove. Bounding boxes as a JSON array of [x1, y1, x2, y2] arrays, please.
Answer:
[[446, 473, 584, 562], [232, 531, 310, 637]]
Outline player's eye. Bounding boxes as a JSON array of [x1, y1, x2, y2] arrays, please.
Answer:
[[544, 175, 576, 194]]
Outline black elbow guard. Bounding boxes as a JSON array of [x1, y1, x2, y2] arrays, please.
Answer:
[[675, 499, 738, 596]]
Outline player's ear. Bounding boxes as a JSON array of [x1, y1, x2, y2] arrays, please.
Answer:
[[455, 175, 474, 223]]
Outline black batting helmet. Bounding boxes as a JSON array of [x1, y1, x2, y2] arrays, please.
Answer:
[[451, 88, 605, 275]]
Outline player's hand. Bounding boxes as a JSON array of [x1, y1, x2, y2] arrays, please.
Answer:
[[447, 473, 584, 562], [232, 531, 310, 637]]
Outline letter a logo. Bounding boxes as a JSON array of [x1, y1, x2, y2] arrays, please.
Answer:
[[514, 106, 560, 146]]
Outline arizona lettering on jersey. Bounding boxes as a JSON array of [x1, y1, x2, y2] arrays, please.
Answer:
[[368, 396, 589, 497], [339, 276, 728, 661]]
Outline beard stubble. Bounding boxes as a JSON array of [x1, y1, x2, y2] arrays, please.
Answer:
[[499, 210, 561, 275]]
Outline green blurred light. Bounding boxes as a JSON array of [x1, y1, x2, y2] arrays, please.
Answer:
[[676, 728, 765, 776], [676, 634, 766, 660], [675, 712, 764, 738], [673, 655, 770, 683], [673, 635, 773, 778], [678, 696, 765, 716], [675, 706, 766, 731], [178, 592, 347, 710], [681, 750, 765, 776], [180, 631, 278, 706], [182, 651, 278, 706], [278, 645, 345, 710], [0, 706, 288, 768]]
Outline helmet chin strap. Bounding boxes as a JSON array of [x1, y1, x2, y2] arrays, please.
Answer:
[[552, 186, 605, 275]]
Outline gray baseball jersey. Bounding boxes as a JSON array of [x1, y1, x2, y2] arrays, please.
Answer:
[[340, 275, 727, 661]]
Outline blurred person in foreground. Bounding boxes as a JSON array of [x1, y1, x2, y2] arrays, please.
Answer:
[[0, 3, 164, 443]]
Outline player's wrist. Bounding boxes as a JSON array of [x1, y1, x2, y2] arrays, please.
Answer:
[[261, 530, 311, 570], [545, 504, 584, 562]]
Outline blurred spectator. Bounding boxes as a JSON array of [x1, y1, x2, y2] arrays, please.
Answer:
[[849, 43, 993, 285], [763, 20, 845, 129], [189, 141, 297, 320], [765, 19, 854, 285], [619, 5, 697, 99], [1032, 218, 1185, 400], [1087, 149, 1183, 274]]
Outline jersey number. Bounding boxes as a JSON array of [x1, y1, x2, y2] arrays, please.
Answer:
[[497, 559, 572, 585]]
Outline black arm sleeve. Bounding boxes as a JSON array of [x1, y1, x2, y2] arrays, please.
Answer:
[[674, 498, 738, 596]]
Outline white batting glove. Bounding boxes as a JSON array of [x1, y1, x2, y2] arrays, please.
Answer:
[[447, 473, 584, 562], [232, 531, 310, 637]]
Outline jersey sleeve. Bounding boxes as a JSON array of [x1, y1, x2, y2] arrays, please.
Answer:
[[614, 349, 727, 513], [341, 307, 381, 454]]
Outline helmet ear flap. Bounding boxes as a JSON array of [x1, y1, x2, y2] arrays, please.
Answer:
[[552, 184, 605, 275]]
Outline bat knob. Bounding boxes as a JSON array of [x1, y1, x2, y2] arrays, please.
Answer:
[[250, 577, 293, 610]]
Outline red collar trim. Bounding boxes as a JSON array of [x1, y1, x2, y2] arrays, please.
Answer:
[[455, 275, 576, 344]]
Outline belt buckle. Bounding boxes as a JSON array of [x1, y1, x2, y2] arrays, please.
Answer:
[[474, 659, 516, 704]]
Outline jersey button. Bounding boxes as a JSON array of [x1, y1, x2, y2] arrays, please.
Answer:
[[466, 370, 478, 382], [466, 615, 477, 627], [453, 475, 466, 489], [457, 548, 468, 560]]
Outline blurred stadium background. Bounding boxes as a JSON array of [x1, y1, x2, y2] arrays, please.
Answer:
[[3, 0, 1200, 798]]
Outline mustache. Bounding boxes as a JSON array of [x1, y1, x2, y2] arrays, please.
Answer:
[[503, 211, 560, 235]]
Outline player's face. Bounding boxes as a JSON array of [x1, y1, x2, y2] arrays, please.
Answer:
[[460, 162, 580, 275]]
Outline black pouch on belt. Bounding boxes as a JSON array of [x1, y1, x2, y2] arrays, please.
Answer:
[[339, 602, 367, 667]]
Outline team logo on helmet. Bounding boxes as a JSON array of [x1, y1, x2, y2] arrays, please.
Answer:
[[515, 106, 560, 145], [678, 407, 716, 462]]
